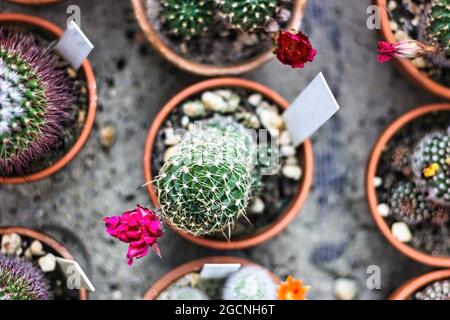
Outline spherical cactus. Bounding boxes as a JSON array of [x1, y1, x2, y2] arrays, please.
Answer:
[[223, 266, 276, 300], [389, 182, 434, 225], [424, 0, 450, 57], [0, 254, 51, 300], [155, 117, 257, 237], [0, 28, 75, 177], [160, 0, 215, 39], [218, 0, 279, 31], [415, 280, 450, 300], [162, 287, 209, 300], [412, 132, 450, 206]]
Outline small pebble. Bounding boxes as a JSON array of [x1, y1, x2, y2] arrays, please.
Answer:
[[1, 233, 22, 255], [38, 253, 56, 272], [257, 105, 285, 130], [100, 125, 116, 149], [377, 203, 390, 217], [29, 240, 45, 256], [164, 145, 178, 162], [334, 278, 358, 300], [373, 176, 382, 188], [181, 116, 190, 128], [164, 128, 182, 146], [77, 110, 86, 127], [248, 94, 263, 107], [387, 0, 397, 11], [281, 145, 296, 157], [67, 67, 77, 78], [279, 131, 292, 145], [182, 100, 205, 118], [202, 92, 228, 112], [282, 164, 302, 181], [249, 197, 265, 214], [285, 156, 298, 165], [392, 222, 412, 243]]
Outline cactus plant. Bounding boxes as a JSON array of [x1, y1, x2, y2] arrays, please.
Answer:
[[160, 0, 215, 39], [223, 265, 276, 300], [155, 117, 257, 237], [412, 131, 450, 206], [415, 280, 450, 300], [0, 28, 75, 177], [163, 286, 209, 300], [423, 0, 450, 59], [218, 0, 279, 31], [390, 182, 436, 225], [0, 254, 51, 300]]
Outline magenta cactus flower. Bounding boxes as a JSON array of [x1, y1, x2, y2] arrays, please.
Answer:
[[103, 205, 164, 265], [0, 27, 76, 177], [377, 40, 440, 63], [0, 254, 51, 300]]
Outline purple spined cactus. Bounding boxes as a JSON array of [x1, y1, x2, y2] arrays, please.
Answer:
[[0, 27, 76, 177], [0, 254, 51, 300]]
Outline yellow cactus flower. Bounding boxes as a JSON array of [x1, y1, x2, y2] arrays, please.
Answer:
[[423, 163, 440, 178]]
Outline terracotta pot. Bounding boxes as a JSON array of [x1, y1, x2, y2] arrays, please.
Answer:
[[131, 0, 308, 76], [144, 256, 280, 300], [0, 13, 97, 184], [376, 0, 450, 100], [390, 269, 450, 300], [366, 103, 450, 268], [143, 78, 314, 250], [0, 226, 88, 300], [7, 0, 63, 5]]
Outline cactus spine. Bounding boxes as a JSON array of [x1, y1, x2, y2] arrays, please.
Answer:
[[0, 254, 51, 300], [155, 117, 257, 237]]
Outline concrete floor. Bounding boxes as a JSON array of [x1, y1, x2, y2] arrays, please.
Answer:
[[0, 0, 444, 300]]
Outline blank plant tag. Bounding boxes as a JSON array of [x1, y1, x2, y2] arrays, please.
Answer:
[[56, 257, 95, 292], [282, 72, 340, 147], [56, 21, 94, 70], [199, 263, 241, 279]]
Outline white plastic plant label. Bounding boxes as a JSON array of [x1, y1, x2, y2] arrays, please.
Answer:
[[199, 263, 241, 279], [56, 21, 94, 70], [282, 72, 340, 147], [55, 257, 96, 292]]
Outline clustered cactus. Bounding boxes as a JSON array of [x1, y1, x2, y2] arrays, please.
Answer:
[[423, 0, 450, 60], [160, 0, 215, 39], [0, 254, 51, 300], [388, 129, 450, 227], [223, 265, 276, 300], [415, 280, 450, 300], [155, 117, 257, 237], [160, 0, 281, 39], [0, 28, 75, 177], [219, 0, 278, 31]]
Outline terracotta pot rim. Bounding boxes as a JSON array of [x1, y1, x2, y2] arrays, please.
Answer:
[[143, 256, 280, 300], [0, 13, 97, 185], [6, 0, 63, 5], [389, 269, 450, 300], [131, 0, 308, 76], [366, 103, 450, 268], [0, 226, 88, 300], [143, 77, 314, 250], [375, 0, 450, 100]]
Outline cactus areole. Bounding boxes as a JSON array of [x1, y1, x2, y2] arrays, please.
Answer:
[[0, 28, 75, 177]]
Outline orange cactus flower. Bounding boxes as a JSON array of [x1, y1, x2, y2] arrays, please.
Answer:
[[277, 276, 310, 300]]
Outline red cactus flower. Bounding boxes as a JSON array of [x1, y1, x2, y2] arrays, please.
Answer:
[[377, 40, 439, 63], [103, 205, 164, 265], [275, 30, 317, 69]]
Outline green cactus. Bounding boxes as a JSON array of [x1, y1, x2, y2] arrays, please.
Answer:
[[425, 0, 450, 57], [218, 0, 279, 31], [223, 266, 276, 300], [161, 287, 209, 300], [155, 117, 257, 237], [390, 182, 434, 225], [412, 132, 450, 206], [415, 280, 450, 300], [160, 0, 215, 39]]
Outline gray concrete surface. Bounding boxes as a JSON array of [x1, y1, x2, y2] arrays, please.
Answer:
[[0, 0, 444, 300]]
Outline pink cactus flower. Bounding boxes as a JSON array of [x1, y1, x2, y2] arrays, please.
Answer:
[[103, 205, 164, 265], [377, 40, 439, 63]]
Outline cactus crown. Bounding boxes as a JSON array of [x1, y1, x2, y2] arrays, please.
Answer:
[[164, 287, 209, 300], [425, 0, 450, 56], [415, 280, 450, 300], [218, 0, 279, 31], [0, 28, 75, 177], [0, 254, 51, 300], [155, 116, 257, 237], [223, 266, 276, 300], [160, 0, 215, 39], [412, 131, 450, 206]]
